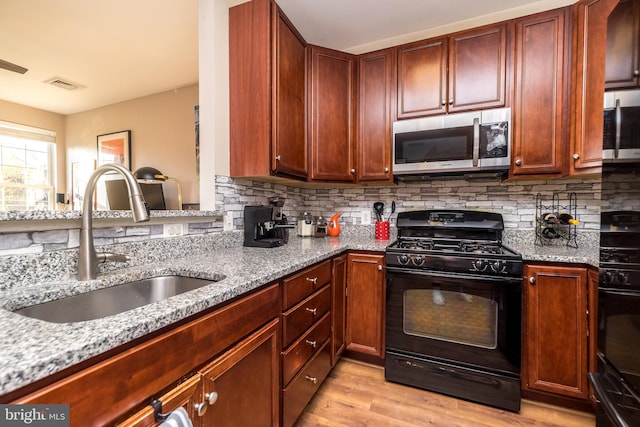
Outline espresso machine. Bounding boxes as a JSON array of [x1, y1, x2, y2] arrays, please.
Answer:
[[243, 198, 295, 247]]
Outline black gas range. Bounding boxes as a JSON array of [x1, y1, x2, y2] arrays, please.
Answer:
[[385, 210, 524, 412], [386, 210, 523, 277]]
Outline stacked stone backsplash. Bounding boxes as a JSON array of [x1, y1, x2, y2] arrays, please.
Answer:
[[217, 175, 602, 231]]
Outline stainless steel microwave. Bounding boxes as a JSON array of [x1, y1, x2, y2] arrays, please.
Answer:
[[392, 108, 511, 177], [603, 90, 640, 162]]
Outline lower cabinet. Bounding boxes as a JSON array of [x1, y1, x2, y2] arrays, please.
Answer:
[[346, 252, 386, 361], [198, 320, 280, 427], [522, 263, 596, 405]]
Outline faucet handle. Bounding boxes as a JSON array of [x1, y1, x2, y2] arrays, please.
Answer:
[[99, 253, 131, 264]]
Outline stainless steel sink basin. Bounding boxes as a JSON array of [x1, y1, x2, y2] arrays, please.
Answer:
[[14, 275, 219, 323]]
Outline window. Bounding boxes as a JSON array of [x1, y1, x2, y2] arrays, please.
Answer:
[[0, 121, 56, 211]]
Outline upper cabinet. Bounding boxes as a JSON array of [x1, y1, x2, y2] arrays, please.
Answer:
[[356, 48, 395, 182], [308, 45, 357, 182], [605, 0, 640, 90], [230, 0, 307, 180], [396, 24, 507, 119], [511, 8, 571, 177], [572, 0, 620, 175]]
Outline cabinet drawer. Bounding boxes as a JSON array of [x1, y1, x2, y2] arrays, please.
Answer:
[[282, 312, 331, 385], [282, 339, 332, 427], [282, 285, 331, 348], [282, 260, 331, 310]]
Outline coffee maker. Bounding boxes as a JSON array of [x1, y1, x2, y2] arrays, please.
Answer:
[[243, 198, 294, 247]]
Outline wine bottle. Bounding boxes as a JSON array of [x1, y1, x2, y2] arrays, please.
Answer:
[[557, 212, 579, 225], [541, 213, 559, 224]]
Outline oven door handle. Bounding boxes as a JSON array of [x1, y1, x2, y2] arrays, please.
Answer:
[[588, 372, 632, 427], [386, 266, 522, 285], [615, 98, 621, 160]]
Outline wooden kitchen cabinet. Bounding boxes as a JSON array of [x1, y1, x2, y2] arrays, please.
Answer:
[[605, 0, 640, 90], [511, 7, 571, 177], [346, 252, 386, 362], [522, 264, 592, 403], [198, 320, 280, 427], [331, 255, 347, 365], [396, 23, 507, 119], [229, 0, 307, 180], [280, 261, 333, 427], [571, 0, 620, 175], [11, 284, 281, 426], [308, 45, 357, 182], [356, 48, 395, 182]]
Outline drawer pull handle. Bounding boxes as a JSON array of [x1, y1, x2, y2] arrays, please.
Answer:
[[305, 307, 317, 315], [305, 339, 317, 348], [305, 375, 317, 384], [306, 277, 318, 285]]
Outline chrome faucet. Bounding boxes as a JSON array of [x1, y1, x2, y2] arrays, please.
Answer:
[[78, 164, 150, 280]]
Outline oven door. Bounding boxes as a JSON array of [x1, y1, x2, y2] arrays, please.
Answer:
[[385, 268, 521, 375]]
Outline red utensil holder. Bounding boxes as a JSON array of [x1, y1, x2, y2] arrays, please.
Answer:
[[375, 221, 390, 240]]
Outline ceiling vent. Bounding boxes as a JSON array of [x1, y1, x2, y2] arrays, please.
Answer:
[[45, 77, 85, 91]]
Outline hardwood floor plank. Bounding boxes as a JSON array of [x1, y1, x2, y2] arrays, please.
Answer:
[[295, 359, 595, 427]]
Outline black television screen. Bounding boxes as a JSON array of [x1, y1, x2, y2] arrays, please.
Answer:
[[105, 179, 166, 210]]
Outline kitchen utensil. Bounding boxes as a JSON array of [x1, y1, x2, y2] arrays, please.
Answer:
[[327, 213, 342, 237], [374, 202, 384, 222]]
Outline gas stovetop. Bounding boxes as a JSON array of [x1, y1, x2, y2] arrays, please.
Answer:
[[386, 210, 523, 277]]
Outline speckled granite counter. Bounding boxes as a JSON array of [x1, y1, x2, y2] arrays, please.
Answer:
[[0, 234, 389, 396], [0, 228, 598, 397]]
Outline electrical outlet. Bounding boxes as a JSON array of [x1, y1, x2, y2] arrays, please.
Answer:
[[361, 210, 371, 225], [223, 212, 234, 231], [163, 223, 184, 238]]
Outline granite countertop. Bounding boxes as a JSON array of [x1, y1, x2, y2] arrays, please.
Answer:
[[0, 231, 598, 396]]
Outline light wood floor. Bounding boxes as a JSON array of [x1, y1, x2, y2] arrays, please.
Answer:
[[295, 359, 595, 427]]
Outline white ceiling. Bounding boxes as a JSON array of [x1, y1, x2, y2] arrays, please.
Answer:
[[0, 0, 574, 116]]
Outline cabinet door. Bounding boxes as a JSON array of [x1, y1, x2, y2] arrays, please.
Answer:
[[572, 0, 620, 175], [346, 253, 385, 359], [605, 0, 640, 90], [356, 48, 395, 182], [448, 24, 507, 113], [331, 255, 347, 365], [273, 6, 307, 178], [523, 264, 589, 400], [199, 319, 280, 427], [117, 376, 200, 427], [397, 37, 448, 119], [512, 8, 570, 176], [308, 45, 356, 181]]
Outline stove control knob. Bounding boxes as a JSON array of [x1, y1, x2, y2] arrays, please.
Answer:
[[472, 259, 487, 272], [490, 261, 506, 273], [412, 256, 425, 266], [398, 255, 410, 265], [602, 271, 613, 284], [616, 272, 628, 284]]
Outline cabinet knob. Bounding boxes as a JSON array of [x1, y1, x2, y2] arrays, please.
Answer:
[[515, 159, 522, 166], [305, 339, 318, 348], [384, 167, 389, 173], [378, 265, 383, 271], [634, 70, 639, 76], [306, 277, 318, 285], [305, 307, 318, 315], [528, 276, 536, 285], [194, 391, 219, 417], [572, 153, 580, 160], [351, 168, 356, 174], [441, 99, 447, 106], [275, 155, 281, 161], [448, 98, 454, 105]]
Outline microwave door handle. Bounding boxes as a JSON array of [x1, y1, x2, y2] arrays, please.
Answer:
[[472, 118, 480, 167], [615, 98, 621, 159]]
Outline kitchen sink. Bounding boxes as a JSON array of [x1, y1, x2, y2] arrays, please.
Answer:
[[13, 275, 220, 323]]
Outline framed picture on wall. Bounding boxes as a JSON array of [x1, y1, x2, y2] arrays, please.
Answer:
[[97, 130, 131, 169]]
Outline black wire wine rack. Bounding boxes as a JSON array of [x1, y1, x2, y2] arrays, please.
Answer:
[[534, 192, 578, 248]]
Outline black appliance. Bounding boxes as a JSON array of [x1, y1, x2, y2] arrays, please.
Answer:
[[588, 161, 640, 426], [243, 198, 294, 248], [603, 90, 640, 163], [392, 108, 511, 178], [385, 210, 523, 412]]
